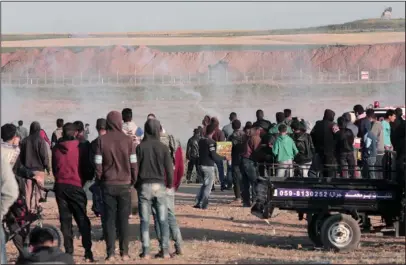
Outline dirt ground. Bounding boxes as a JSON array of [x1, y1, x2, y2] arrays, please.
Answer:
[[2, 32, 404, 48], [5, 185, 405, 264]]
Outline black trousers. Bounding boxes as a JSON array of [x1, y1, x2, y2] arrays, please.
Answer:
[[321, 153, 337, 178], [231, 164, 242, 199], [54, 183, 92, 255], [186, 158, 201, 182], [101, 184, 131, 257], [338, 152, 356, 178]]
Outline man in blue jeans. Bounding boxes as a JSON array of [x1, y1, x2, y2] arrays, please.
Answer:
[[195, 123, 227, 209], [136, 119, 173, 259]]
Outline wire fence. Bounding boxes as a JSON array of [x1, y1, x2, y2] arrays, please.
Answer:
[[1, 67, 405, 87]]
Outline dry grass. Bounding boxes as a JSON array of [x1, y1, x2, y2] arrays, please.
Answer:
[[5, 187, 405, 264], [2, 32, 405, 48]]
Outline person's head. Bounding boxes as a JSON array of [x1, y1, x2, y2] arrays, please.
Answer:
[[210, 117, 220, 129], [193, 128, 199, 136], [290, 120, 301, 133], [147, 113, 156, 120], [28, 227, 55, 252], [96, 118, 107, 136], [283, 109, 292, 120], [202, 115, 211, 126], [73, 121, 84, 138], [366, 108, 375, 120], [385, 109, 397, 122], [342, 112, 352, 123], [1, 123, 20, 146], [18, 120, 23, 127], [205, 123, 217, 138], [395, 107, 403, 118], [56, 118, 64, 128], [196, 126, 203, 136], [256, 109, 264, 120], [232, 119, 241, 131], [229, 112, 237, 122], [143, 118, 161, 141], [62, 122, 77, 140], [275, 112, 285, 124], [85, 123, 89, 128], [353, 104, 365, 116], [299, 120, 307, 133], [122, 108, 133, 123], [29, 121, 41, 136], [106, 111, 123, 131], [337, 116, 347, 130], [278, 124, 288, 135], [323, 109, 335, 122]]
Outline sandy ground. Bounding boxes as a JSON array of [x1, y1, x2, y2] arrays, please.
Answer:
[[2, 32, 404, 48], [5, 184, 405, 264]]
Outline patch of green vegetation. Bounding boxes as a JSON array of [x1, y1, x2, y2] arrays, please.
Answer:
[[2, 34, 70, 41]]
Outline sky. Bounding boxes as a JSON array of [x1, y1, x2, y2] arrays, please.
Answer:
[[1, 1, 405, 33]]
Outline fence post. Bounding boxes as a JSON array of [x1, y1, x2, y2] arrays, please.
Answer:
[[188, 72, 191, 84], [338, 68, 341, 82], [262, 67, 264, 81], [62, 72, 65, 85], [26, 72, 29, 84], [377, 65, 380, 81], [225, 69, 228, 84], [300, 68, 303, 80], [281, 68, 284, 82], [44, 71, 47, 85], [152, 69, 155, 84], [162, 73, 164, 84], [357, 65, 360, 81], [80, 72, 83, 85], [9, 73, 11, 85], [397, 67, 400, 81], [117, 70, 119, 85]]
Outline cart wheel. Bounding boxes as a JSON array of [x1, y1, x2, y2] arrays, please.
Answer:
[[320, 214, 361, 252], [307, 213, 330, 247]]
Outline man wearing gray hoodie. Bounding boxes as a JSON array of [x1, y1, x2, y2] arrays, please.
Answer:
[[1, 138, 19, 264]]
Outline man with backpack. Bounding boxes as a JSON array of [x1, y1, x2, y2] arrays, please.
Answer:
[[291, 120, 314, 177], [186, 128, 202, 184]]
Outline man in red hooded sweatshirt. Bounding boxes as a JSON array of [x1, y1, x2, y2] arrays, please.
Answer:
[[52, 122, 94, 262]]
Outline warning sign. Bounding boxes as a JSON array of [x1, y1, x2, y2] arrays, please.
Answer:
[[361, 71, 369, 80]]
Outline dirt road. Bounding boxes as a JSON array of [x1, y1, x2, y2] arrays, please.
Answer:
[[5, 184, 405, 264]]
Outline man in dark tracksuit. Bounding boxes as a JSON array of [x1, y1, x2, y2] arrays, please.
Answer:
[[52, 123, 94, 261], [311, 109, 338, 178], [94, 111, 137, 262], [186, 128, 202, 183], [227, 119, 247, 201], [136, 119, 173, 259]]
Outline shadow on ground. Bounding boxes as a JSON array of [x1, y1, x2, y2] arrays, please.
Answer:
[[227, 258, 331, 264]]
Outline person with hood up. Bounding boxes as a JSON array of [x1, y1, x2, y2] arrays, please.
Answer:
[[51, 119, 64, 148], [52, 122, 94, 261], [227, 119, 247, 200], [16, 120, 29, 140], [342, 112, 358, 137], [362, 121, 378, 179], [122, 108, 144, 146], [201, 115, 211, 137], [19, 121, 50, 212], [195, 123, 227, 209], [283, 109, 293, 127], [269, 112, 293, 134], [335, 117, 356, 178], [310, 109, 338, 178], [15, 227, 74, 265], [94, 111, 137, 262], [210, 117, 228, 191], [135, 119, 173, 259], [253, 109, 272, 134], [273, 124, 298, 178], [186, 128, 202, 183], [291, 120, 314, 177]]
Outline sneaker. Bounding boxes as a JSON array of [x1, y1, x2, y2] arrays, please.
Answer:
[[155, 251, 171, 259], [121, 255, 130, 261], [105, 256, 115, 262], [193, 204, 201, 209], [174, 248, 183, 256]]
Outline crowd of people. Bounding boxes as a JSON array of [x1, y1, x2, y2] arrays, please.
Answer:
[[1, 104, 405, 264]]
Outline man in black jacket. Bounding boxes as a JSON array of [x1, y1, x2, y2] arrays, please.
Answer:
[[310, 109, 338, 178], [94, 111, 137, 261], [186, 128, 202, 183], [135, 119, 173, 259], [335, 117, 356, 178], [253, 109, 272, 133], [16, 227, 74, 265], [291, 120, 314, 177]]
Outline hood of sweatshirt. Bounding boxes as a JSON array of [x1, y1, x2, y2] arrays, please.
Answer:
[[29, 121, 41, 135], [323, 109, 335, 122], [144, 119, 161, 141], [20, 246, 72, 263], [106, 111, 123, 132], [55, 139, 79, 154]]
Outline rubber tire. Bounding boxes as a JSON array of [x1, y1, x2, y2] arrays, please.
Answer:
[[320, 214, 361, 252], [307, 213, 330, 247], [37, 224, 64, 249]]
